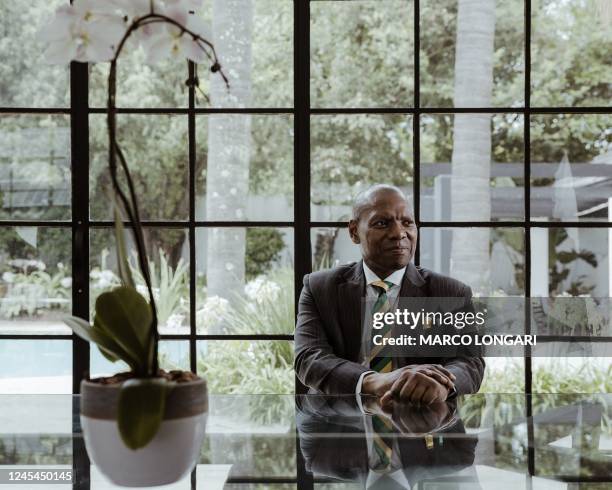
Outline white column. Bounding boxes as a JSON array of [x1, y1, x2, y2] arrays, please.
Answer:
[[531, 226, 549, 297]]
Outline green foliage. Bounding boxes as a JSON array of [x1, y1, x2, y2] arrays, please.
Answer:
[[245, 228, 285, 279], [548, 228, 598, 295], [130, 248, 189, 328], [198, 268, 294, 423], [0, 265, 70, 318]]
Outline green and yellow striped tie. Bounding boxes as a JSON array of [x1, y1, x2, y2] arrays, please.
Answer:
[[369, 280, 394, 373], [368, 280, 395, 471]]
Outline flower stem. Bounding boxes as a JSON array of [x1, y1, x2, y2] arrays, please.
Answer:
[[105, 9, 228, 377]]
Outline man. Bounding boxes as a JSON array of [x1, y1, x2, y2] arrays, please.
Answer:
[[294, 184, 484, 407]]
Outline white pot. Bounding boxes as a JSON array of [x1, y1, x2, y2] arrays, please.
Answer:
[[80, 377, 208, 487]]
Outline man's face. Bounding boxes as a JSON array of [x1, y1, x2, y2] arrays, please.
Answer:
[[348, 191, 417, 275]]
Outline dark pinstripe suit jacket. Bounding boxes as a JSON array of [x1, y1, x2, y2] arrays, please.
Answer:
[[294, 260, 485, 395]]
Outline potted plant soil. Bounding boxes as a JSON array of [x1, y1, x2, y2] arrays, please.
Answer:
[[39, 0, 228, 486]]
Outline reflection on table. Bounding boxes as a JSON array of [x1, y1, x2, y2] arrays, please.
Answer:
[[0, 393, 609, 489]]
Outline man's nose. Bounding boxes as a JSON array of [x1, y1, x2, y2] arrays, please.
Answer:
[[388, 220, 406, 239]]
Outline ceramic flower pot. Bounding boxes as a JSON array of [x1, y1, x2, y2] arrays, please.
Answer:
[[80, 377, 208, 487]]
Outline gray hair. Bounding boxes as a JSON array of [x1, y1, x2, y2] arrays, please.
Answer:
[[350, 184, 408, 221]]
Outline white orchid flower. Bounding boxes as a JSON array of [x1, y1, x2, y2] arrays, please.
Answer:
[[142, 3, 211, 64], [38, 1, 127, 64]]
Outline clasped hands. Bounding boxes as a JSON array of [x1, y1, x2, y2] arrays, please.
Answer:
[[361, 364, 456, 409]]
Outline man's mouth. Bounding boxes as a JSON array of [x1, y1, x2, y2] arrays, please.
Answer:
[[388, 246, 410, 254]]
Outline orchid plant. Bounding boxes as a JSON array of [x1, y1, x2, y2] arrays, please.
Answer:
[[38, 0, 228, 449]]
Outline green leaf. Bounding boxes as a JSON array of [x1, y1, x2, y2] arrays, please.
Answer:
[[117, 378, 170, 450], [97, 344, 121, 363], [113, 198, 135, 290], [64, 316, 144, 372], [94, 286, 153, 374]]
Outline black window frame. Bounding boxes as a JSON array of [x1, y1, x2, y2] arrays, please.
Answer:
[[0, 1, 610, 488]]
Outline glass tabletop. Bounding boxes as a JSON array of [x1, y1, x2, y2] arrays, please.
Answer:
[[0, 393, 610, 489]]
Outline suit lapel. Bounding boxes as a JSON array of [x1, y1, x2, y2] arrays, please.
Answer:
[[337, 261, 365, 361], [400, 262, 427, 298]]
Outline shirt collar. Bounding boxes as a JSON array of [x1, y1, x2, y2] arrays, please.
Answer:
[[362, 261, 406, 287]]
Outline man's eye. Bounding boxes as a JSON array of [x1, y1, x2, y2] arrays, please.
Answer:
[[374, 220, 387, 226], [404, 220, 415, 227]]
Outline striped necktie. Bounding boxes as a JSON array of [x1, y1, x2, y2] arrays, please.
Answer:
[[368, 279, 395, 472], [369, 280, 394, 373]]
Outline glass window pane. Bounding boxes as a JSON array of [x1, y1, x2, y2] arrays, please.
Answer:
[[90, 114, 188, 221], [197, 341, 294, 394], [0, 227, 71, 335], [91, 341, 189, 378], [0, 340, 71, 394], [195, 0, 293, 108], [532, 0, 612, 107], [530, 227, 607, 297], [530, 114, 612, 222], [533, 358, 612, 393], [311, 227, 361, 271], [480, 358, 525, 393], [195, 115, 294, 222], [197, 395, 295, 479], [420, 113, 525, 222], [0, 0, 69, 107], [0, 115, 71, 220], [90, 227, 189, 334], [89, 49, 187, 108], [311, 0, 414, 108], [420, 0, 524, 107], [311, 114, 413, 221], [420, 227, 525, 296], [196, 228, 293, 334]]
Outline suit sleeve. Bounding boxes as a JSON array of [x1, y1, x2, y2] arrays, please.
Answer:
[[442, 286, 486, 396], [294, 274, 370, 394]]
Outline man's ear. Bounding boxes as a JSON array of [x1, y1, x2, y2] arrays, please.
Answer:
[[348, 220, 360, 244]]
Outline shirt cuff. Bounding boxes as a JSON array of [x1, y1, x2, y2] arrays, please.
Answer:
[[355, 370, 376, 414]]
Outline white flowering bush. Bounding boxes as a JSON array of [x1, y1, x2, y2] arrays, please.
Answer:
[[196, 295, 231, 333], [244, 275, 282, 305], [0, 261, 71, 318]]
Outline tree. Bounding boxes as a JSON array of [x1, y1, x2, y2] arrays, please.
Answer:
[[449, 0, 496, 294], [205, 0, 253, 327]]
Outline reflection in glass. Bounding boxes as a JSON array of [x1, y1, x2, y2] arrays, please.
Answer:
[[90, 228, 189, 334], [420, 227, 524, 296], [311, 0, 413, 108], [0, 116, 71, 220], [195, 115, 293, 222], [420, 0, 524, 107], [195, 228, 293, 334], [0, 0, 69, 107], [0, 227, 71, 335], [90, 114, 188, 221], [532, 0, 612, 107], [420, 114, 524, 221], [530, 227, 607, 297], [0, 340, 71, 394], [311, 114, 413, 221], [530, 114, 612, 222], [198, 394, 295, 479]]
